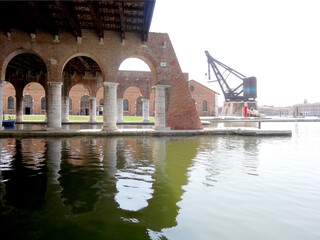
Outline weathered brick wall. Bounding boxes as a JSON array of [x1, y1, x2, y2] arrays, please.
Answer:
[[3, 76, 217, 118], [1, 30, 202, 129], [188, 80, 217, 116]]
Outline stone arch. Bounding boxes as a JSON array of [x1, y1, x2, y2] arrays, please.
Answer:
[[23, 82, 46, 115], [61, 53, 105, 83], [80, 95, 89, 116], [69, 83, 90, 115], [123, 86, 143, 116], [1, 49, 47, 82], [117, 54, 157, 85], [3, 82, 16, 114], [23, 95, 33, 115]]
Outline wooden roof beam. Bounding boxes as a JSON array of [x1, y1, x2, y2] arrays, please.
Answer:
[[142, 0, 155, 42], [66, 61, 85, 76], [88, 1, 104, 40], [77, 57, 90, 71], [55, 0, 82, 38], [0, 2, 13, 34], [118, 2, 126, 43], [29, 1, 59, 37], [17, 2, 36, 35]]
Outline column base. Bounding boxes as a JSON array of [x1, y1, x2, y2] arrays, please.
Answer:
[[154, 126, 171, 131], [46, 127, 62, 131], [102, 126, 118, 131]]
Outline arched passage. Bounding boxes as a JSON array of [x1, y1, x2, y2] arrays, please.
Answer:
[[23, 95, 33, 115], [69, 84, 90, 116], [62, 55, 102, 123], [117, 57, 153, 122], [23, 82, 46, 116], [123, 86, 143, 116], [3, 52, 47, 124], [2, 82, 16, 115]]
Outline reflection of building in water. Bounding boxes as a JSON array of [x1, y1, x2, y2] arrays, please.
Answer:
[[1, 139, 47, 209], [59, 138, 107, 214], [115, 137, 155, 211], [0, 136, 200, 238], [141, 138, 200, 231]]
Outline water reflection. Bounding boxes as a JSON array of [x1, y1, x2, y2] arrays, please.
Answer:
[[0, 136, 200, 239], [1, 139, 47, 209], [1, 123, 320, 240], [115, 137, 155, 212]]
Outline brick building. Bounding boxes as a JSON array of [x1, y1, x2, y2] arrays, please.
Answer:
[[188, 80, 218, 116], [3, 73, 218, 118], [0, 1, 203, 130]]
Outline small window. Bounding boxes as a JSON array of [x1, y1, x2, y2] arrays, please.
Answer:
[[123, 99, 129, 112], [203, 100, 207, 111], [41, 97, 46, 111], [8, 96, 14, 110], [69, 98, 72, 111], [190, 85, 194, 91]]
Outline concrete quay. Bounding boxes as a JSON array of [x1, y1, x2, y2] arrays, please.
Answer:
[[201, 116, 320, 123], [0, 127, 292, 138]]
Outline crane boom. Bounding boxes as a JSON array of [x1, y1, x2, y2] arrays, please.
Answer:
[[205, 50, 257, 102]]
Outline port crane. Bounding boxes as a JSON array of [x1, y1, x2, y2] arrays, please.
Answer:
[[205, 50, 257, 102]]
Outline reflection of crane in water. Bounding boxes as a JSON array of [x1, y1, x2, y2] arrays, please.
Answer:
[[205, 50, 260, 116]]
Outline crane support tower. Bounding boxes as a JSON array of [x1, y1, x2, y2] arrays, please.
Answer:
[[205, 50, 259, 117]]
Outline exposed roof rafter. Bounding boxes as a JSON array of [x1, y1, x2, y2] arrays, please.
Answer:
[[88, 1, 104, 39], [0, 0, 155, 42], [55, 0, 82, 37]]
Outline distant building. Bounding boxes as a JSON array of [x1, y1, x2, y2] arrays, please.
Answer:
[[293, 102, 320, 117], [188, 80, 219, 116], [258, 105, 294, 117]]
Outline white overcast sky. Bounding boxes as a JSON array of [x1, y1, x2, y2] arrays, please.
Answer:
[[122, 0, 320, 107]]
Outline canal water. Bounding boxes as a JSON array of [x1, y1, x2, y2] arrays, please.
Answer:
[[0, 122, 319, 240]]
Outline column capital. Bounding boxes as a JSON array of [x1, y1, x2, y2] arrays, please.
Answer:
[[152, 84, 171, 89], [0, 81, 6, 88], [47, 81, 63, 87], [103, 82, 119, 88]]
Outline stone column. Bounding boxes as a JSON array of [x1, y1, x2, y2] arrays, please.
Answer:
[[0, 81, 4, 130], [89, 96, 97, 122], [153, 85, 170, 130], [47, 82, 63, 130], [61, 95, 69, 123], [16, 87, 24, 122], [117, 98, 123, 123], [103, 82, 119, 131], [142, 99, 150, 122]]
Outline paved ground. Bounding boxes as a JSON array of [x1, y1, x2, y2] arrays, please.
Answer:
[[0, 127, 292, 138], [2, 117, 305, 138]]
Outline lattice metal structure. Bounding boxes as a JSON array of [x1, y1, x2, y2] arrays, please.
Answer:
[[205, 50, 257, 102]]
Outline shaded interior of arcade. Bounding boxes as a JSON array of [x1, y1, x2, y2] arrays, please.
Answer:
[[3, 53, 159, 125]]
